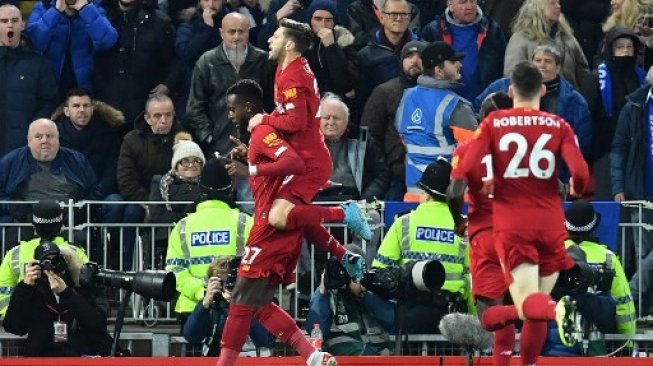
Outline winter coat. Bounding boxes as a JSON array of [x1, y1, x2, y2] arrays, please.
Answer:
[[610, 85, 652, 200], [3, 281, 113, 357], [0, 42, 59, 155], [304, 26, 358, 98], [52, 100, 125, 198], [93, 0, 180, 126], [26, 0, 118, 92], [504, 29, 589, 89], [346, 0, 421, 50], [117, 113, 182, 201], [147, 173, 202, 224], [421, 10, 506, 101], [186, 44, 272, 157]]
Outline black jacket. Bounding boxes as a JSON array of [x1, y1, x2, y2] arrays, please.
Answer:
[[117, 113, 182, 201], [186, 44, 272, 156], [93, 0, 180, 126], [3, 281, 112, 357], [147, 173, 202, 224]]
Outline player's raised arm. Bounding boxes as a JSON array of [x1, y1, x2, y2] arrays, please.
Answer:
[[559, 121, 590, 196], [460, 119, 492, 178]]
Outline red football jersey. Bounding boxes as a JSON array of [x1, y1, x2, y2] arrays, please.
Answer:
[[262, 57, 330, 170], [462, 108, 589, 230], [247, 124, 300, 245], [450, 142, 492, 239]]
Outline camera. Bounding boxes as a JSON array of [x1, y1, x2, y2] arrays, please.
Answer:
[[361, 260, 446, 300], [555, 261, 615, 296], [208, 256, 241, 302], [79, 263, 176, 301], [39, 255, 68, 275]]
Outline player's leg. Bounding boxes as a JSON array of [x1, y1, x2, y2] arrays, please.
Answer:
[[303, 224, 365, 280], [476, 295, 515, 366], [268, 198, 344, 230]]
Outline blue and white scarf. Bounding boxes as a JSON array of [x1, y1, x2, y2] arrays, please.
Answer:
[[598, 61, 646, 117], [646, 93, 653, 197]]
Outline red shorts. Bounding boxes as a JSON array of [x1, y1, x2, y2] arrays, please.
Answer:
[[238, 225, 305, 285], [277, 162, 332, 205], [470, 229, 507, 301], [494, 229, 575, 285]]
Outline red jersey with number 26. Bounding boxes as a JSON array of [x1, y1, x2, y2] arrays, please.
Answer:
[[462, 108, 590, 231], [262, 57, 330, 171], [450, 142, 492, 239]]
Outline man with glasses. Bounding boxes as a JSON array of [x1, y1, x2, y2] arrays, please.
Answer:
[[112, 94, 181, 269], [355, 0, 418, 123]]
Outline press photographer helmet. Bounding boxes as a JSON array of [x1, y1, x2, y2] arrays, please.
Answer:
[[362, 260, 446, 300]]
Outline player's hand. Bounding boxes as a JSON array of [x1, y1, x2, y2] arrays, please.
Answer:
[[342, 250, 365, 282], [45, 270, 67, 294], [480, 178, 494, 198], [247, 114, 264, 132], [228, 135, 248, 162], [568, 177, 581, 199], [316, 28, 335, 47], [276, 0, 301, 21], [202, 276, 222, 308], [224, 159, 249, 177], [614, 192, 625, 202], [23, 261, 42, 286], [453, 218, 467, 238]]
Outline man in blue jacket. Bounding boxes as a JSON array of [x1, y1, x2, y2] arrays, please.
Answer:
[[26, 0, 117, 96]]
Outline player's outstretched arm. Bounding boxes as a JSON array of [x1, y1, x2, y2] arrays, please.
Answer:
[[248, 125, 307, 177], [560, 122, 590, 196]]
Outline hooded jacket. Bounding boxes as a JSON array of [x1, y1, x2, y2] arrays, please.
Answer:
[[52, 100, 125, 198]]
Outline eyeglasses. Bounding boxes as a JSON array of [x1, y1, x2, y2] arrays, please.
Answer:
[[383, 12, 411, 20], [179, 158, 203, 167]]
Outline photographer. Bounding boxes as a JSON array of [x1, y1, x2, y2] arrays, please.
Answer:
[[542, 200, 636, 356], [2, 241, 114, 356], [306, 245, 395, 356], [372, 159, 473, 334], [0, 200, 88, 317], [182, 256, 274, 356]]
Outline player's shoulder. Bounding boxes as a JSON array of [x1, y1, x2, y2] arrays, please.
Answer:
[[251, 125, 285, 148]]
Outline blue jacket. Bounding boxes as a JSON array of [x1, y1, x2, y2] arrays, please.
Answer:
[[183, 301, 274, 356], [0, 146, 100, 222], [475, 76, 592, 161], [26, 0, 118, 92], [610, 85, 652, 200]]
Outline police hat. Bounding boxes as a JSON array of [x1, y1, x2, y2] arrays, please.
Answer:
[[200, 158, 233, 198], [565, 200, 601, 235], [418, 157, 452, 198], [32, 200, 63, 226]]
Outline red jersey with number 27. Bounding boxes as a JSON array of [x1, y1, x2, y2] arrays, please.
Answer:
[[450, 142, 492, 239], [462, 108, 590, 231]]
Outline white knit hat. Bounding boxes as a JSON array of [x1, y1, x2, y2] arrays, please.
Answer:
[[171, 132, 206, 169]]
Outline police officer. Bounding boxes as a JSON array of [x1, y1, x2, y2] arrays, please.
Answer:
[[543, 200, 636, 356], [372, 158, 472, 333], [165, 158, 253, 326], [0, 200, 89, 317]]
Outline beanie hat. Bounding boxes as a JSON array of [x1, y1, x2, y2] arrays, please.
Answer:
[[418, 157, 452, 198], [171, 132, 206, 169], [307, 0, 338, 24], [565, 200, 601, 235], [200, 158, 233, 198], [401, 40, 427, 61], [32, 200, 63, 226], [34, 240, 61, 261]]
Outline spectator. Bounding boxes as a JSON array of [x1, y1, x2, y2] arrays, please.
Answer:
[[306, 245, 395, 356], [346, 0, 420, 50], [504, 0, 589, 89], [477, 0, 525, 37], [51, 88, 125, 200], [163, 0, 197, 25], [231, 0, 265, 44], [593, 27, 646, 200], [542, 200, 636, 356], [372, 159, 472, 333], [304, 0, 358, 106], [361, 40, 426, 200], [603, 0, 650, 33], [355, 0, 418, 122], [174, 0, 233, 122], [560, 0, 610, 68], [3, 240, 113, 356], [476, 46, 592, 167], [256, 0, 311, 49], [395, 41, 477, 200], [0, 4, 59, 155], [26, 0, 118, 96], [183, 256, 273, 356], [610, 66, 653, 317], [93, 0, 179, 128], [0, 200, 88, 318], [0, 119, 100, 225], [165, 158, 252, 327], [421, 0, 506, 102], [112, 94, 181, 269]]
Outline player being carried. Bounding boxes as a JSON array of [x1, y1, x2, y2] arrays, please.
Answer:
[[244, 18, 372, 242], [459, 62, 590, 366]]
